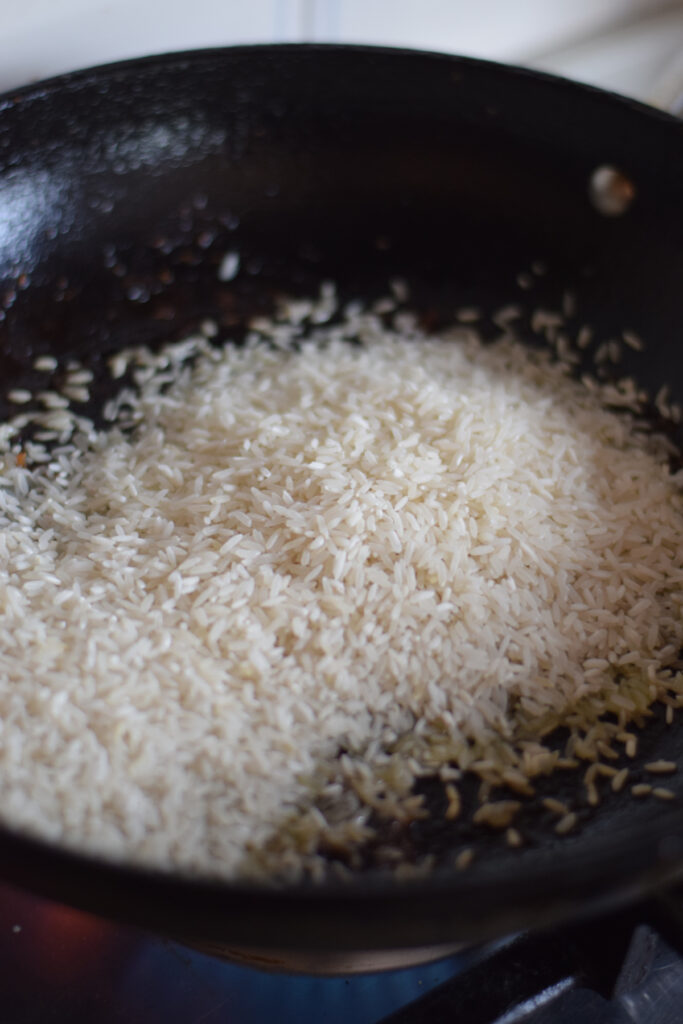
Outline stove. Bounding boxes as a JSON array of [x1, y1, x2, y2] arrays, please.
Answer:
[[0, 880, 463, 1023], [2, 878, 683, 1023]]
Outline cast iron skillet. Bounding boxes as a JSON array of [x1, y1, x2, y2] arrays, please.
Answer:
[[0, 45, 683, 953]]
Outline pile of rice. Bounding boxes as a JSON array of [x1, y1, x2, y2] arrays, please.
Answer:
[[1, 291, 682, 880]]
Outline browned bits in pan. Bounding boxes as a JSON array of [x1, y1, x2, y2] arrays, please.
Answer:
[[520, 745, 557, 777], [618, 733, 638, 758], [455, 848, 474, 871], [501, 769, 534, 796], [622, 329, 643, 351], [542, 797, 569, 816], [583, 764, 601, 806], [586, 783, 600, 807], [477, 780, 493, 805], [555, 812, 578, 836], [573, 738, 599, 762], [644, 760, 677, 775], [393, 856, 436, 882], [444, 784, 461, 820], [473, 801, 521, 829], [505, 828, 523, 848]]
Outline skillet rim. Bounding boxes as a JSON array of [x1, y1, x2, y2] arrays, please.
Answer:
[[0, 42, 682, 948]]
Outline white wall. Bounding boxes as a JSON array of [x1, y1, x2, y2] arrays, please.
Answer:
[[0, 0, 679, 100]]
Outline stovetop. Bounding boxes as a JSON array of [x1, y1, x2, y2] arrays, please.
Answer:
[[2, 878, 683, 1023], [0, 880, 462, 1024]]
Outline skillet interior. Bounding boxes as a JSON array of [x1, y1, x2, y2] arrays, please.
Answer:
[[0, 45, 683, 950]]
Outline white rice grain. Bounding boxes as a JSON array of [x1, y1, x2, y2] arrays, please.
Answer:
[[0, 295, 682, 880]]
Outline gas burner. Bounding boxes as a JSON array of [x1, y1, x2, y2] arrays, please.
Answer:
[[4, 878, 683, 1022], [185, 941, 464, 974]]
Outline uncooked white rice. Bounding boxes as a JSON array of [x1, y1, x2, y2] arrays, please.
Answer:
[[1, 290, 683, 880], [33, 356, 58, 373]]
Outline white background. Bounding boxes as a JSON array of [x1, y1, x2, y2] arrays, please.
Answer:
[[1, 0, 683, 105]]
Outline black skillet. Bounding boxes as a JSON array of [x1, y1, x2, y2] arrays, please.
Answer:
[[1, 45, 683, 955]]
